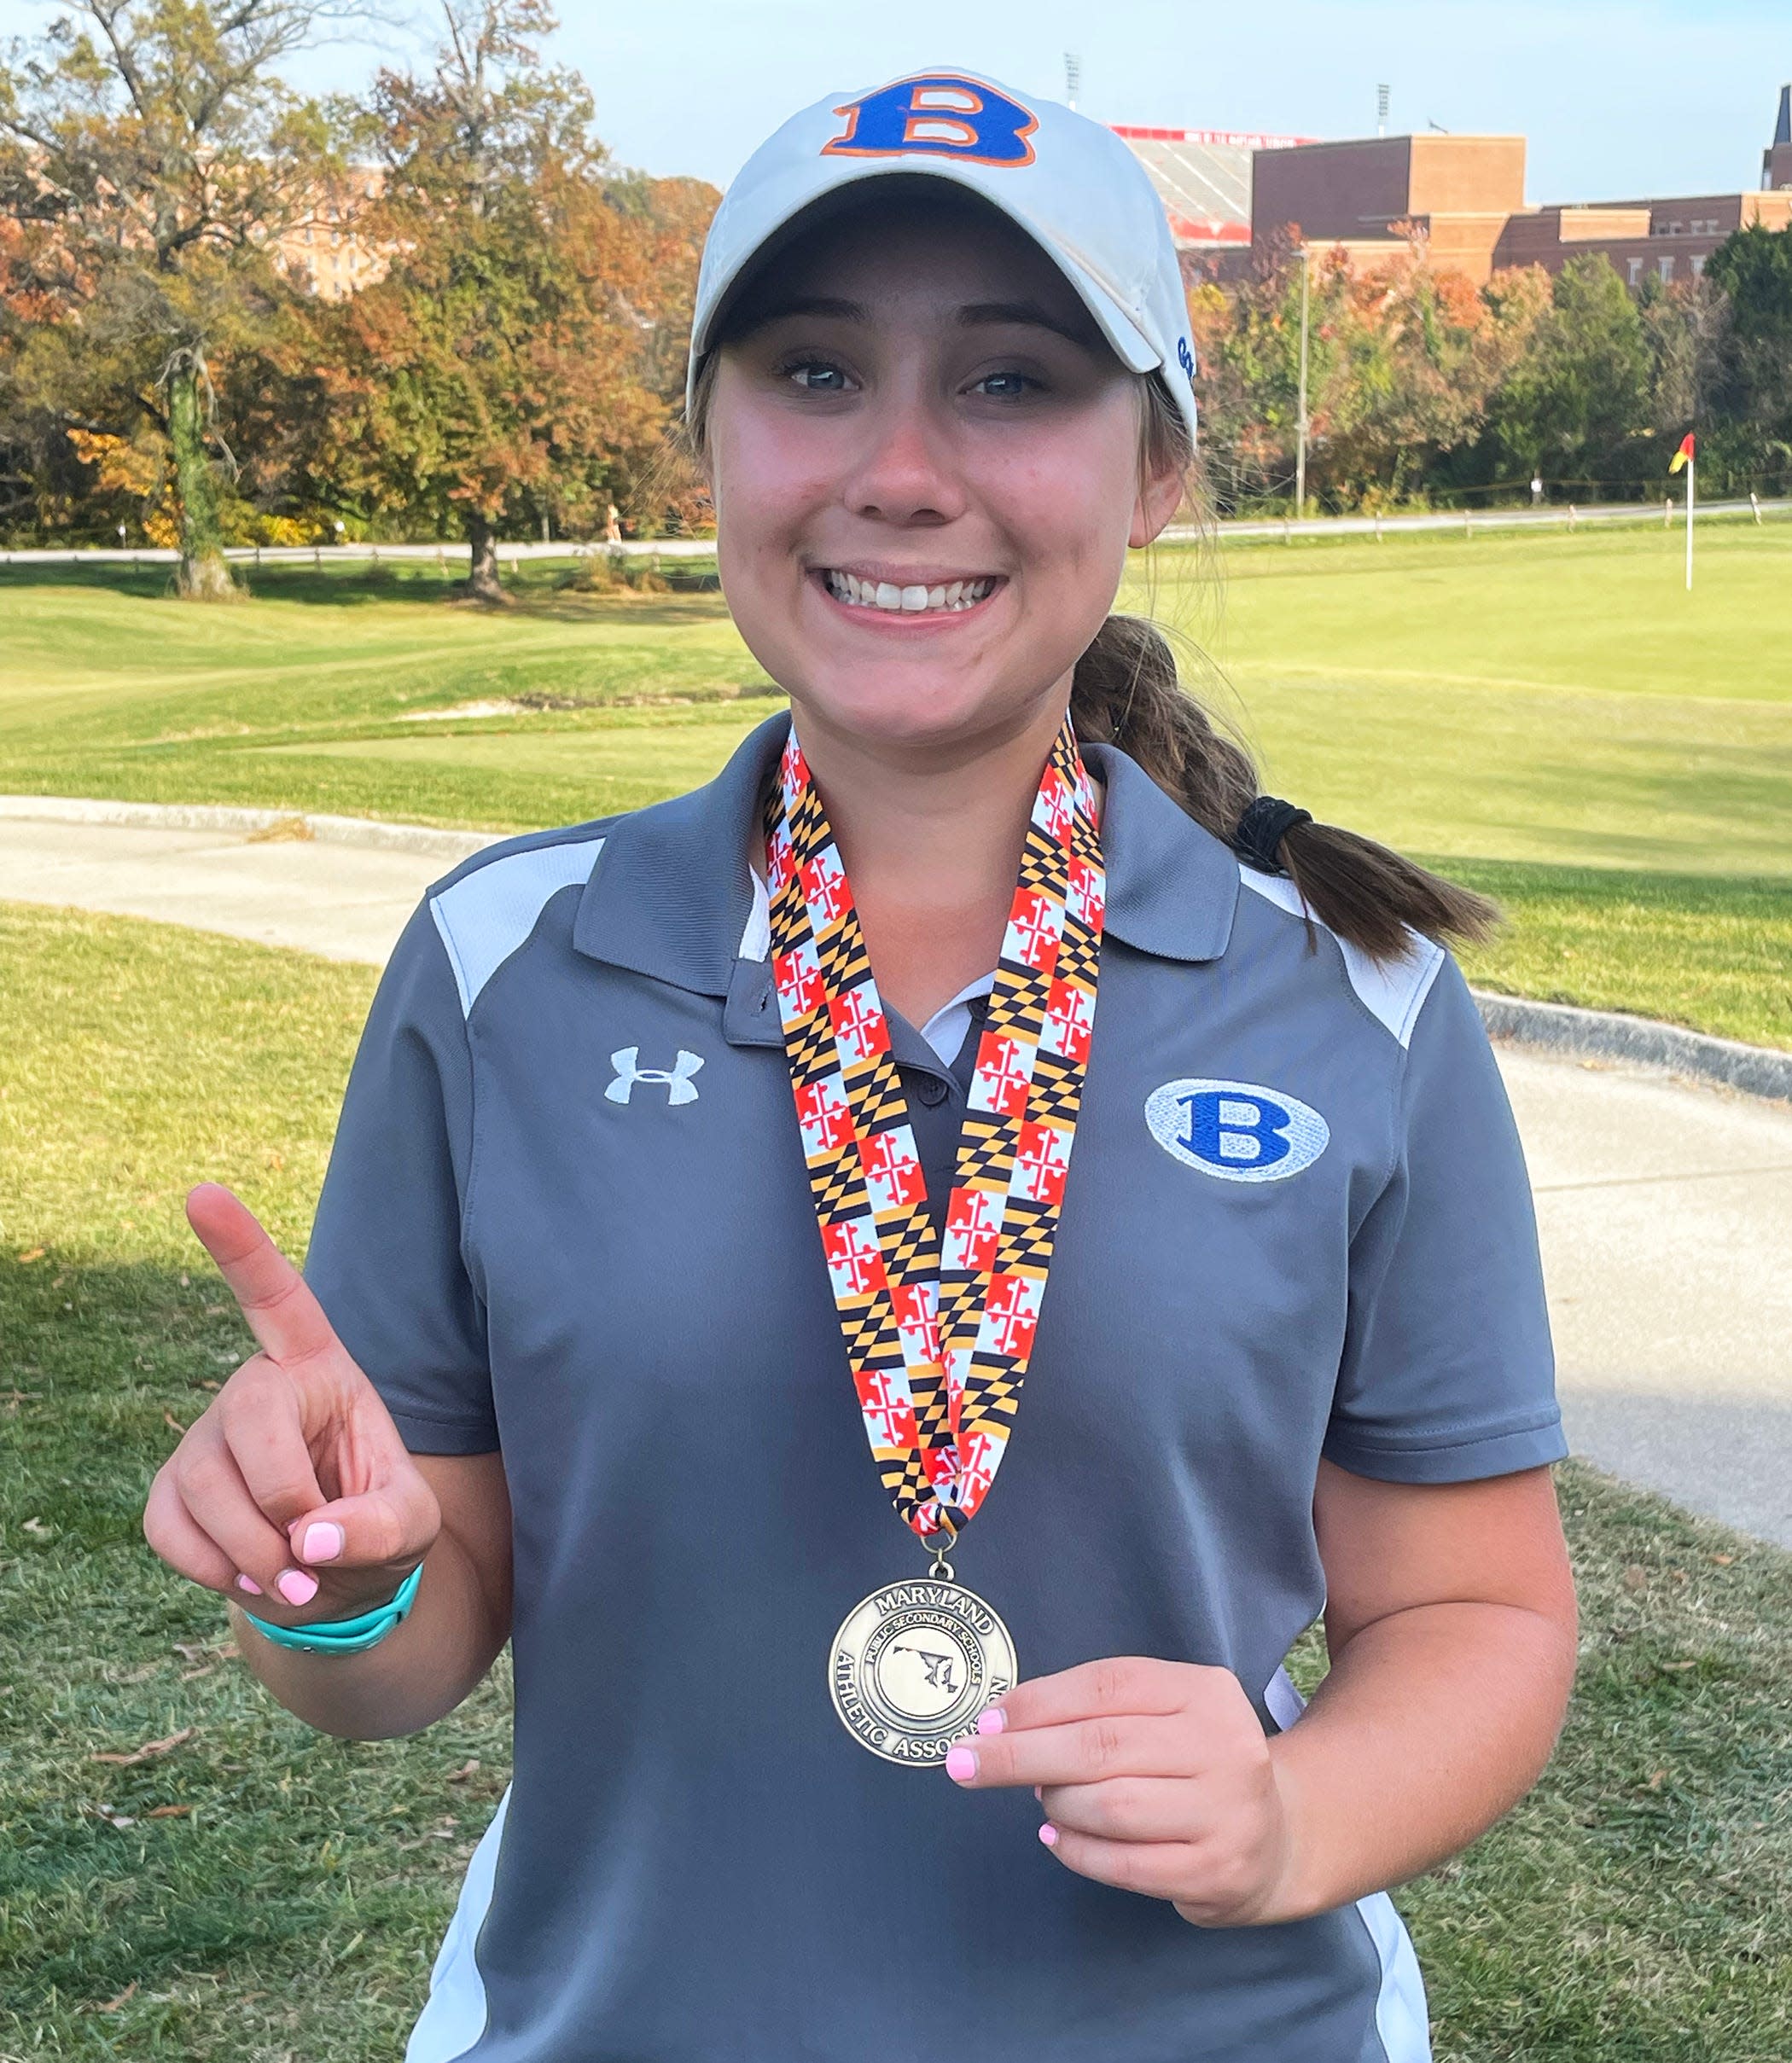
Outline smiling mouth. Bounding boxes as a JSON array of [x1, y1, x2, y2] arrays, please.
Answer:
[[818, 569, 1001, 616]]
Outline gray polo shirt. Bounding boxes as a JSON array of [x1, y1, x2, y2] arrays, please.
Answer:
[[303, 708, 1565, 2063]]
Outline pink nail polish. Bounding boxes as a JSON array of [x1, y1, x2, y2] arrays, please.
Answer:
[[235, 1572, 263, 1595], [975, 1706, 1006, 1735], [300, 1521, 343, 1563], [945, 1746, 977, 1783], [276, 1567, 319, 1607], [1039, 1822, 1059, 1848]]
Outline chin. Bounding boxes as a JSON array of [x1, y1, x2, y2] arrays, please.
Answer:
[[791, 671, 1045, 754]]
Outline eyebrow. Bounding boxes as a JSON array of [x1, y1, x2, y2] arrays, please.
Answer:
[[728, 293, 1099, 352]]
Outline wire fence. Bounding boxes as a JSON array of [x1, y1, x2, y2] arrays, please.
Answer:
[[3, 495, 1787, 570]]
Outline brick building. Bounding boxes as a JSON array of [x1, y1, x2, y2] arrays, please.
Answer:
[[1248, 132, 1524, 282], [1241, 85, 1792, 289], [271, 167, 388, 299]]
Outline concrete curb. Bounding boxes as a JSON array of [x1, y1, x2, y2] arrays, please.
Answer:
[[6, 793, 1789, 1104], [1472, 990, 1792, 1106], [0, 794, 501, 863]]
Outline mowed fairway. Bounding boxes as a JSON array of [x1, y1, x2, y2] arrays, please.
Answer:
[[1, 518, 1787, 1045]]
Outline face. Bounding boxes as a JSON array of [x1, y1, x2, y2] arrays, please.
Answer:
[[703, 191, 1184, 760]]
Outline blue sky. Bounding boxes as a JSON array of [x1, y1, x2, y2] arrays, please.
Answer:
[[19, 1, 1791, 202], [285, 0, 1789, 201]]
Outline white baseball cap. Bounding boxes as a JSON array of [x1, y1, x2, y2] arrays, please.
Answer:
[[685, 67, 1198, 450]]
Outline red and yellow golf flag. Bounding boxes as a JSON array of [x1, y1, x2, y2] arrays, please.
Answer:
[[1668, 433, 1695, 474]]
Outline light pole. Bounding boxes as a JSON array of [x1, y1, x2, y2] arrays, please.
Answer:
[[1295, 247, 1311, 524]]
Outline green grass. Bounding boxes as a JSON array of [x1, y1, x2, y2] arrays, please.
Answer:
[[1, 521, 1788, 1046], [3, 898, 1790, 2059]]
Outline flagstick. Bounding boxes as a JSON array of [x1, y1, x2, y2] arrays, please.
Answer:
[[1685, 453, 1695, 591]]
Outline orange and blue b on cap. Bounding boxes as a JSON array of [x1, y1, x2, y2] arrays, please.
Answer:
[[823, 73, 1038, 168]]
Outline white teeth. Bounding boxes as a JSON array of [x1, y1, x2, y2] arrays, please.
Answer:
[[823, 571, 996, 612]]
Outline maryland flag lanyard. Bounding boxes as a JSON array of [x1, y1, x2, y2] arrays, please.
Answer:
[[765, 713, 1103, 1763]]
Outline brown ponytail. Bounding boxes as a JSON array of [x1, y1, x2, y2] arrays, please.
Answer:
[[1071, 376, 1501, 965], [1070, 611, 1500, 963]]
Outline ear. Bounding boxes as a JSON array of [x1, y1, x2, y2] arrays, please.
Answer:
[[1129, 444, 1186, 549]]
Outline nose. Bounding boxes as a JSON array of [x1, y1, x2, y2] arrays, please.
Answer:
[[841, 395, 967, 528]]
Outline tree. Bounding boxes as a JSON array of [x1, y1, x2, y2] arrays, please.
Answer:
[[315, 1, 714, 599], [0, 0, 357, 592], [1481, 254, 1650, 488], [1636, 270, 1728, 477], [1706, 223, 1792, 475], [1310, 244, 1544, 507], [1189, 231, 1546, 512]]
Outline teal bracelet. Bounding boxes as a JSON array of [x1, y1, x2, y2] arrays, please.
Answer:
[[239, 1560, 425, 1655]]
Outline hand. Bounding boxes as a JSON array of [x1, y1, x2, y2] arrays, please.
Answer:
[[143, 1183, 442, 1631], [942, 1656, 1300, 1927]]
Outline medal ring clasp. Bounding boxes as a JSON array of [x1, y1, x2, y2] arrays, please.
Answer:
[[924, 1512, 958, 1583]]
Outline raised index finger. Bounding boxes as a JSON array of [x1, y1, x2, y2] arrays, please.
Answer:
[[184, 1183, 341, 1367]]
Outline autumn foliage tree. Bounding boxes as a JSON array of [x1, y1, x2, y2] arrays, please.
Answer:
[[314, 1, 713, 599], [0, 0, 356, 594], [1190, 228, 1548, 511]]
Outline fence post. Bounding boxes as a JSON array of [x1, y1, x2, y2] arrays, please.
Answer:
[[1464, 509, 1472, 539], [1283, 517, 1292, 545], [1374, 515, 1383, 543], [1751, 492, 1762, 526], [313, 546, 322, 570], [1568, 505, 1578, 532], [1663, 497, 1672, 527], [253, 543, 262, 569]]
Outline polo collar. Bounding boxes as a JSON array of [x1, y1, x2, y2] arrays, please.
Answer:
[[572, 706, 1241, 997]]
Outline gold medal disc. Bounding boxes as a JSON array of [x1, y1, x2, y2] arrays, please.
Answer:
[[829, 1576, 1017, 1764]]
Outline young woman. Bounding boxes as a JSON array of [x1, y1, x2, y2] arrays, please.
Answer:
[[145, 70, 1577, 2063]]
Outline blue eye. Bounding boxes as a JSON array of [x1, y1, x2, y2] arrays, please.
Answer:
[[786, 360, 848, 393], [975, 371, 1038, 398]]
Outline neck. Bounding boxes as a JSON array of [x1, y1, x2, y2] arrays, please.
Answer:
[[788, 687, 1074, 1028]]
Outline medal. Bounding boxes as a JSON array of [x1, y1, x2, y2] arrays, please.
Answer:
[[765, 712, 1103, 1759], [830, 1569, 1018, 1765]]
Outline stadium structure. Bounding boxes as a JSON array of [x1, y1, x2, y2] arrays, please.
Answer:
[[1109, 125, 1313, 255]]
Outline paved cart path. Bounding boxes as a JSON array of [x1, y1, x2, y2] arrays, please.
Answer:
[[6, 812, 1790, 1546]]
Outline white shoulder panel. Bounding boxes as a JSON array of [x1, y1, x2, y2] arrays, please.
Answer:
[[404, 1781, 509, 2060], [740, 865, 771, 962], [1236, 861, 1446, 1050], [429, 837, 606, 1018]]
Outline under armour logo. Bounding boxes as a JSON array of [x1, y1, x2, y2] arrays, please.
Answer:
[[605, 1047, 704, 1106]]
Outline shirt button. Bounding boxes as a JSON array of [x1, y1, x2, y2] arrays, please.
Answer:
[[914, 1078, 950, 1107]]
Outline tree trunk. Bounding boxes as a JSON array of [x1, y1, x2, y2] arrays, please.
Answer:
[[168, 357, 234, 601], [463, 514, 508, 603]]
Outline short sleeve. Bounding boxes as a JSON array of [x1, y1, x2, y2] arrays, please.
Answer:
[[301, 893, 498, 1454], [1324, 949, 1568, 1483]]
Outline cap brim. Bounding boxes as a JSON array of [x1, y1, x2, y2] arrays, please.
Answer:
[[688, 163, 1161, 415]]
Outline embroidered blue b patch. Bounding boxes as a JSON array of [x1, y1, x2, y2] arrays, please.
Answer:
[[823, 74, 1039, 167], [1144, 1078, 1329, 1183]]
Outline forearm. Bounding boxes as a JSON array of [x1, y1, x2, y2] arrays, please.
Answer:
[[1262, 1599, 1577, 1921], [227, 1528, 506, 1740]]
